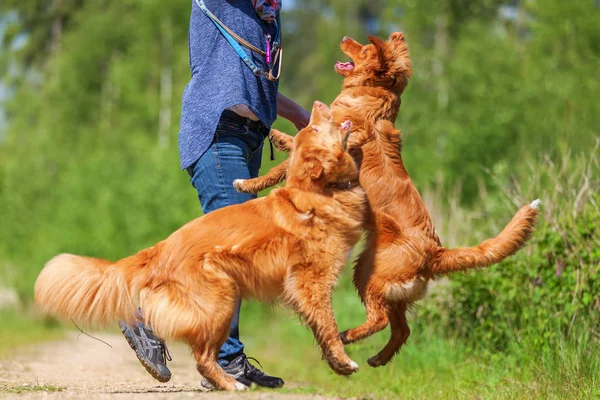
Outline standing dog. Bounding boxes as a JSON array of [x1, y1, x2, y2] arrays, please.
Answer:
[[34, 102, 366, 390], [234, 34, 540, 367]]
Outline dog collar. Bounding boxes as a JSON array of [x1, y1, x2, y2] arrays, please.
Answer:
[[326, 180, 359, 191]]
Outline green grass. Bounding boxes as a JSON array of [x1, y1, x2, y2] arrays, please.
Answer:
[[0, 310, 64, 356], [0, 269, 597, 399], [236, 288, 600, 400], [0, 302, 597, 399], [0, 383, 65, 394]]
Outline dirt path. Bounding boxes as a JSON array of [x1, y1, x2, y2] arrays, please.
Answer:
[[0, 332, 336, 399]]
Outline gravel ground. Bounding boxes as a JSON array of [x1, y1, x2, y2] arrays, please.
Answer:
[[0, 332, 339, 400]]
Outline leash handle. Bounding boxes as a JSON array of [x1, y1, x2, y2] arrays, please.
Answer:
[[196, 0, 281, 81], [266, 34, 272, 64]]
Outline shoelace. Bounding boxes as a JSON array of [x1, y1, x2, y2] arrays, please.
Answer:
[[245, 356, 264, 375], [161, 342, 173, 362]]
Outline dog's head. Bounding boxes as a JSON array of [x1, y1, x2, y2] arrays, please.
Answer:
[[287, 101, 357, 192], [334, 32, 411, 93]]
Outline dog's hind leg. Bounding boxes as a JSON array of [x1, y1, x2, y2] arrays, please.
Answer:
[[284, 265, 359, 376], [186, 292, 245, 391], [340, 214, 403, 345], [192, 344, 246, 391], [339, 291, 389, 345], [177, 260, 245, 391], [367, 302, 410, 367], [341, 246, 389, 344]]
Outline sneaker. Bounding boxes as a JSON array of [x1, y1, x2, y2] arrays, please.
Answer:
[[119, 321, 172, 383], [201, 354, 284, 390]]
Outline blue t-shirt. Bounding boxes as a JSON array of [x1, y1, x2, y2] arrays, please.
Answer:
[[178, 0, 280, 170]]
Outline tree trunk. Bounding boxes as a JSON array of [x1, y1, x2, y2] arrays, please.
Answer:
[[158, 16, 173, 149], [433, 9, 449, 111], [50, 0, 63, 55]]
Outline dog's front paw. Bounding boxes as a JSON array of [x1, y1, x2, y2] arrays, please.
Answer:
[[233, 179, 248, 193], [328, 356, 359, 375], [339, 331, 348, 344], [340, 330, 354, 345], [367, 354, 387, 368], [348, 359, 359, 372], [234, 382, 249, 391]]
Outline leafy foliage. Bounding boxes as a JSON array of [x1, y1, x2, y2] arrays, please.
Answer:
[[417, 146, 600, 351], [0, 0, 599, 376]]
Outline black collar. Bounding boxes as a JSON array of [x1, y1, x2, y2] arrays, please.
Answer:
[[325, 179, 360, 191]]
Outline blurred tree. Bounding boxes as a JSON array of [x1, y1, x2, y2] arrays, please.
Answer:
[[0, 0, 598, 300], [379, 0, 600, 200], [0, 0, 85, 76]]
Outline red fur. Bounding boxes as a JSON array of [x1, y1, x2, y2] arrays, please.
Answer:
[[235, 33, 540, 367], [34, 103, 366, 390]]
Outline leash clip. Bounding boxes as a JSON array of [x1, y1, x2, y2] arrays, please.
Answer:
[[266, 34, 272, 64]]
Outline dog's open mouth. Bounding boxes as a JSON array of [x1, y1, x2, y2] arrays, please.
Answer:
[[335, 61, 355, 72]]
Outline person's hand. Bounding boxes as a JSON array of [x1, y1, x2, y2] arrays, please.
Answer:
[[277, 93, 310, 131]]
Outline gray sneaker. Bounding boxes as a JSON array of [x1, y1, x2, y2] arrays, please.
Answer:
[[201, 354, 284, 390], [119, 321, 172, 382]]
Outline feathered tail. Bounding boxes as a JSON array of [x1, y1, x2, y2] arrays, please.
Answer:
[[34, 251, 152, 327], [34, 247, 209, 340], [431, 200, 541, 274]]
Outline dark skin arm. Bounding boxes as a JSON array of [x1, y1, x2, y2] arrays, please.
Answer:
[[277, 92, 310, 130]]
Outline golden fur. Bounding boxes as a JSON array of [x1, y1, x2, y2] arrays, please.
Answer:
[[34, 102, 366, 391], [234, 33, 540, 367]]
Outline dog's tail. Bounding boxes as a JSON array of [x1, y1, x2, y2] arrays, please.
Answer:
[[34, 247, 210, 340], [430, 200, 540, 275], [34, 249, 156, 327]]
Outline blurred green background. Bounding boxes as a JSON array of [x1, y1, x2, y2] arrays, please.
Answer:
[[0, 0, 599, 398]]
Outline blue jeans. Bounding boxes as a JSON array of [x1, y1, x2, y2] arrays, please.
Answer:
[[186, 109, 266, 366]]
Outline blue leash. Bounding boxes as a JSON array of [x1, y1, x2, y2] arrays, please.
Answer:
[[195, 0, 282, 81]]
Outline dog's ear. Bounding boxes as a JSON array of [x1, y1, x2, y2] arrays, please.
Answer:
[[307, 157, 324, 180], [340, 120, 352, 151], [368, 36, 387, 66], [388, 32, 406, 47], [386, 32, 411, 78], [369, 35, 386, 52]]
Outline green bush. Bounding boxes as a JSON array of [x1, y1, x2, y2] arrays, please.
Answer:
[[418, 145, 600, 352], [448, 201, 599, 351]]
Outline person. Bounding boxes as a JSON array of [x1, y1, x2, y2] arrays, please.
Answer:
[[119, 0, 309, 390]]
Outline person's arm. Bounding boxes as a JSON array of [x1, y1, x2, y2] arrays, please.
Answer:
[[277, 92, 310, 131]]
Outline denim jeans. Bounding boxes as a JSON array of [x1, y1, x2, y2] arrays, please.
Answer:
[[186, 109, 266, 366]]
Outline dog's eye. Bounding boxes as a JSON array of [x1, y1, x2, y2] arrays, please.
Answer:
[[311, 125, 319, 132]]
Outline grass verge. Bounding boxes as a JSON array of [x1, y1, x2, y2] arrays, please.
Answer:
[[0, 383, 65, 394], [0, 310, 64, 357], [0, 303, 596, 399], [238, 298, 600, 399]]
